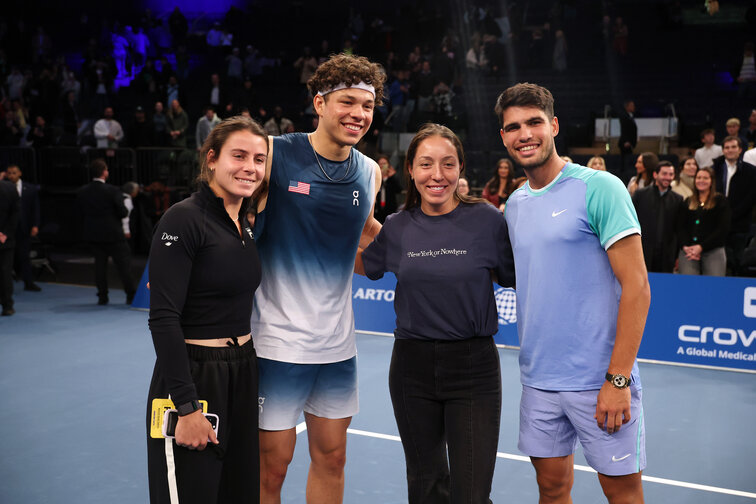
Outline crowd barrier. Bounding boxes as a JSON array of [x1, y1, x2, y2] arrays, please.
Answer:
[[0, 147, 199, 188]]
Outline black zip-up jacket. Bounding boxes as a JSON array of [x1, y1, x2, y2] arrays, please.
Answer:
[[148, 182, 261, 406]]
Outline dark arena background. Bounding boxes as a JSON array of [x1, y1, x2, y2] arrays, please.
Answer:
[[1, 1, 755, 503]]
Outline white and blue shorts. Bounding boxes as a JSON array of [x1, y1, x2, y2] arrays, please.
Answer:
[[257, 356, 359, 431], [518, 384, 646, 476]]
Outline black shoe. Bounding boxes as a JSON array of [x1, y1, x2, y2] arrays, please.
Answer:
[[98, 297, 109, 305], [1, 308, 15, 316], [126, 292, 135, 305], [24, 283, 41, 292]]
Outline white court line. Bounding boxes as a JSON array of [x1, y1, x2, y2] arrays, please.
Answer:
[[333, 426, 756, 500]]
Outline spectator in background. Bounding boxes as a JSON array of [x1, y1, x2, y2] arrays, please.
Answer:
[[60, 90, 80, 145], [263, 106, 294, 136], [165, 75, 181, 107], [587, 156, 607, 171], [94, 106, 124, 148], [482, 158, 515, 207], [207, 73, 229, 112], [744, 141, 756, 166], [294, 47, 318, 87], [413, 60, 436, 117], [465, 39, 489, 72], [167, 99, 189, 148], [6, 67, 25, 101], [725, 117, 748, 147], [712, 136, 756, 275], [671, 156, 697, 200], [736, 42, 756, 102], [676, 166, 730, 276], [76, 158, 135, 305], [168, 6, 188, 47], [111, 31, 130, 79], [458, 177, 470, 196], [632, 160, 683, 273], [552, 29, 567, 72], [236, 79, 260, 119], [374, 153, 402, 223], [244, 45, 263, 79], [152, 101, 169, 146], [694, 128, 723, 169], [0, 174, 19, 316], [0, 116, 23, 146], [132, 26, 150, 69], [628, 151, 656, 195], [196, 106, 221, 151], [127, 106, 153, 148], [746, 109, 756, 149], [28, 115, 54, 148], [4, 165, 40, 292], [226, 47, 243, 84], [60, 69, 81, 102], [612, 16, 629, 56], [618, 99, 638, 158], [388, 68, 412, 132], [206, 22, 224, 47]]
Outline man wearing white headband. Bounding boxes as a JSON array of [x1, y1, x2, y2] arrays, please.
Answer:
[[251, 53, 385, 504]]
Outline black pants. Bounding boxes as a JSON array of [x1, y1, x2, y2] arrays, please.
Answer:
[[13, 233, 33, 285], [146, 340, 260, 504], [726, 232, 750, 276], [89, 241, 134, 299], [389, 336, 502, 504], [0, 247, 13, 310]]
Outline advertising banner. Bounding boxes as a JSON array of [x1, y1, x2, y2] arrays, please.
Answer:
[[352, 272, 756, 372]]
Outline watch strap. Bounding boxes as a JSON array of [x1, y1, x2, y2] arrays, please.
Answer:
[[176, 399, 201, 416]]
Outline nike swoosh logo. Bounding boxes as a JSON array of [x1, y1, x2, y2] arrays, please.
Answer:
[[612, 454, 631, 462], [551, 209, 567, 217]]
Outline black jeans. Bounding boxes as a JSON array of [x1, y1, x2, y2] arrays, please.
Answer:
[[389, 336, 501, 504]]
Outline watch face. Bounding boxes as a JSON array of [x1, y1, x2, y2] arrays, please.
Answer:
[[612, 375, 628, 388]]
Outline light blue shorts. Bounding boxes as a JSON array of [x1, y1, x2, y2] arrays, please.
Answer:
[[257, 356, 359, 431], [518, 385, 646, 476]]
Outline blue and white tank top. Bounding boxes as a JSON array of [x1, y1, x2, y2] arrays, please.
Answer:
[[251, 133, 375, 363]]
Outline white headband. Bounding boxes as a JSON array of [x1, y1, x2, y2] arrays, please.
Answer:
[[317, 81, 376, 98]]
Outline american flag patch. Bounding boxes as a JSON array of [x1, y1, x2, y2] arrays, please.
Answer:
[[288, 180, 310, 195]]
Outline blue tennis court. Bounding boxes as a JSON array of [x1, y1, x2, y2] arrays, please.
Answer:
[[1, 282, 754, 503]]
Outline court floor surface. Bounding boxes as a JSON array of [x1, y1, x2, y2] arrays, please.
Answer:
[[1, 282, 754, 503]]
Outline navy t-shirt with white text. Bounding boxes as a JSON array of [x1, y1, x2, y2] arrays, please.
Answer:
[[361, 202, 515, 341]]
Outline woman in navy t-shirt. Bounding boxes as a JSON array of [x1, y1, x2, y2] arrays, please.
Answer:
[[357, 123, 515, 503]]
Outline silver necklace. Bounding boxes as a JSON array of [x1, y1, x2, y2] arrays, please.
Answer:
[[308, 134, 352, 182]]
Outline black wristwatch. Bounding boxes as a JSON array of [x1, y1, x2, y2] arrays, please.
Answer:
[[176, 399, 202, 416], [605, 372, 630, 389]]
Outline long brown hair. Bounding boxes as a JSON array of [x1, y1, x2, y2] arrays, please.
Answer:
[[403, 123, 487, 211], [688, 166, 719, 210], [198, 115, 268, 184], [485, 158, 515, 196], [637, 152, 657, 185]]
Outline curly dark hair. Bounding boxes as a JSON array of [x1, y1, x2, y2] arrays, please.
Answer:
[[307, 53, 386, 105]]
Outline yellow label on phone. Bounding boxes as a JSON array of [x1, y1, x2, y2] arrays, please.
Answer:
[[149, 398, 208, 438]]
